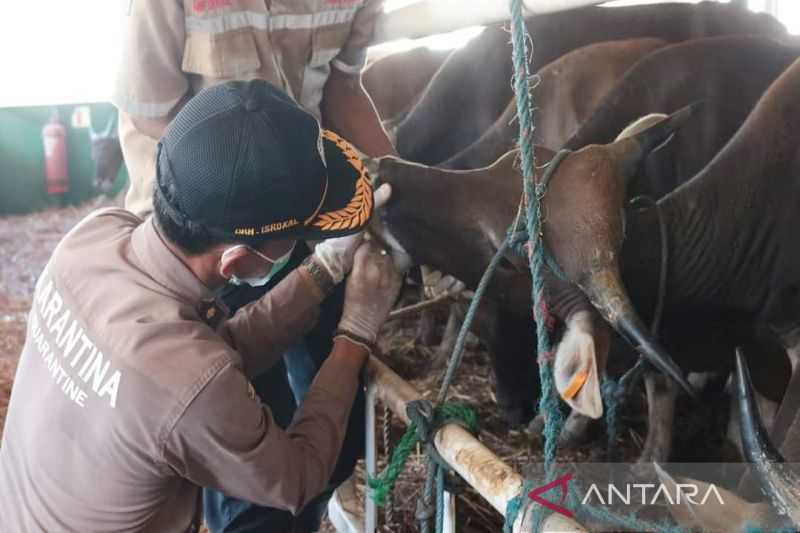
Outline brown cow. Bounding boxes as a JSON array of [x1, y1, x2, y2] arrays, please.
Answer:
[[367, 57, 800, 460], [535, 57, 800, 470], [395, 1, 786, 166], [362, 47, 451, 124], [441, 37, 667, 169], [443, 35, 800, 180]]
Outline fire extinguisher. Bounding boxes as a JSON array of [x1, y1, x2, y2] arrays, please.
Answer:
[[42, 109, 70, 197]]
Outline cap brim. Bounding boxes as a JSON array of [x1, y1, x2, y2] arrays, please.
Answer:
[[278, 129, 374, 241]]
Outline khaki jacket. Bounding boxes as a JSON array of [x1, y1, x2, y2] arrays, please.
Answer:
[[0, 209, 361, 532], [113, 0, 382, 217]]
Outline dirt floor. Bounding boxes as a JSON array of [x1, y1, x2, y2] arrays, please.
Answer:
[[0, 202, 104, 436], [0, 203, 732, 532]]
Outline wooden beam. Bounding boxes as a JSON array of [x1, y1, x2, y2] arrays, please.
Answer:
[[372, 0, 610, 45]]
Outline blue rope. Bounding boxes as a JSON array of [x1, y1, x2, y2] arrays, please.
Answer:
[[505, 0, 565, 530], [503, 479, 535, 533], [410, 228, 513, 532], [435, 466, 445, 533], [436, 237, 511, 403]]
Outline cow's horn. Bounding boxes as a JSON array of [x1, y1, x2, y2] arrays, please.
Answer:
[[583, 268, 695, 398], [633, 102, 700, 152], [735, 348, 800, 528]]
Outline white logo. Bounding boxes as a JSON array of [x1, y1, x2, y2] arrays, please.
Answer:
[[581, 482, 725, 506]]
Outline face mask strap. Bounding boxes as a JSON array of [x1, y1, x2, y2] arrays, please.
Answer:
[[248, 243, 296, 265], [221, 243, 296, 287]]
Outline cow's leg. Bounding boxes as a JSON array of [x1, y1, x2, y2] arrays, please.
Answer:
[[415, 266, 438, 346], [417, 306, 438, 346], [639, 371, 677, 463], [744, 331, 799, 457], [488, 310, 538, 426], [434, 301, 465, 369], [775, 335, 800, 462]]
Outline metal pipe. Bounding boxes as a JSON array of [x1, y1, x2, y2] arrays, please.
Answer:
[[365, 357, 587, 532], [372, 0, 610, 45], [365, 382, 378, 532]]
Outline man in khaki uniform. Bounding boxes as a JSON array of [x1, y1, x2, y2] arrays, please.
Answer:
[[113, 2, 396, 530], [114, 0, 394, 218], [0, 80, 402, 533]]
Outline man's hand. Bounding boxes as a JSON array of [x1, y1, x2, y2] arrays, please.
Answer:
[[314, 183, 392, 283], [337, 242, 403, 344]]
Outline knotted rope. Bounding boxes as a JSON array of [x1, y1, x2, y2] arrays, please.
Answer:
[[502, 0, 568, 530], [367, 402, 478, 506], [502, 3, 686, 529]]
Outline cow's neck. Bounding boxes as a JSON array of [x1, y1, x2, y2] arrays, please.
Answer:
[[622, 91, 799, 317]]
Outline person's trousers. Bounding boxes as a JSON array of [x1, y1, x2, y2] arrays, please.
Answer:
[[204, 244, 365, 532]]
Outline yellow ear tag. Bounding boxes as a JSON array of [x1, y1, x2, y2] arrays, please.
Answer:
[[563, 369, 590, 400]]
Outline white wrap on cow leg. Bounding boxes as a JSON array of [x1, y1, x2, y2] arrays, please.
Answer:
[[554, 311, 604, 419]]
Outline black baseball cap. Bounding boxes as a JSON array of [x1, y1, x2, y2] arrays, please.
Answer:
[[154, 79, 374, 242]]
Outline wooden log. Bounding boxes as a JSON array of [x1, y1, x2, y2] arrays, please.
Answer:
[[366, 357, 587, 532]]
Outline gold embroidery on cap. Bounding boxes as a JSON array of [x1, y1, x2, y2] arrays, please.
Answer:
[[313, 130, 374, 231]]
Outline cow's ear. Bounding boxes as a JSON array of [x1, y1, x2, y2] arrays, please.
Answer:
[[612, 102, 702, 183]]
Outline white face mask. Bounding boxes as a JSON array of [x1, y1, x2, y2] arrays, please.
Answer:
[[222, 243, 295, 287]]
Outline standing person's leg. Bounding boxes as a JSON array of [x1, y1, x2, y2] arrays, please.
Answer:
[[287, 281, 366, 531], [204, 244, 365, 533]]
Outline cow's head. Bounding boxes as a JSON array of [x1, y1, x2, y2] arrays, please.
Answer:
[[89, 114, 123, 193], [541, 104, 700, 417], [365, 152, 524, 290]]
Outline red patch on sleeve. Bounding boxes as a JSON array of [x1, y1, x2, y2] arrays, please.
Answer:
[[193, 0, 232, 12]]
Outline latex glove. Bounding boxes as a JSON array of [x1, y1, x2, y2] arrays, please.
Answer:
[[421, 266, 473, 299], [337, 241, 403, 343], [314, 183, 392, 283]]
